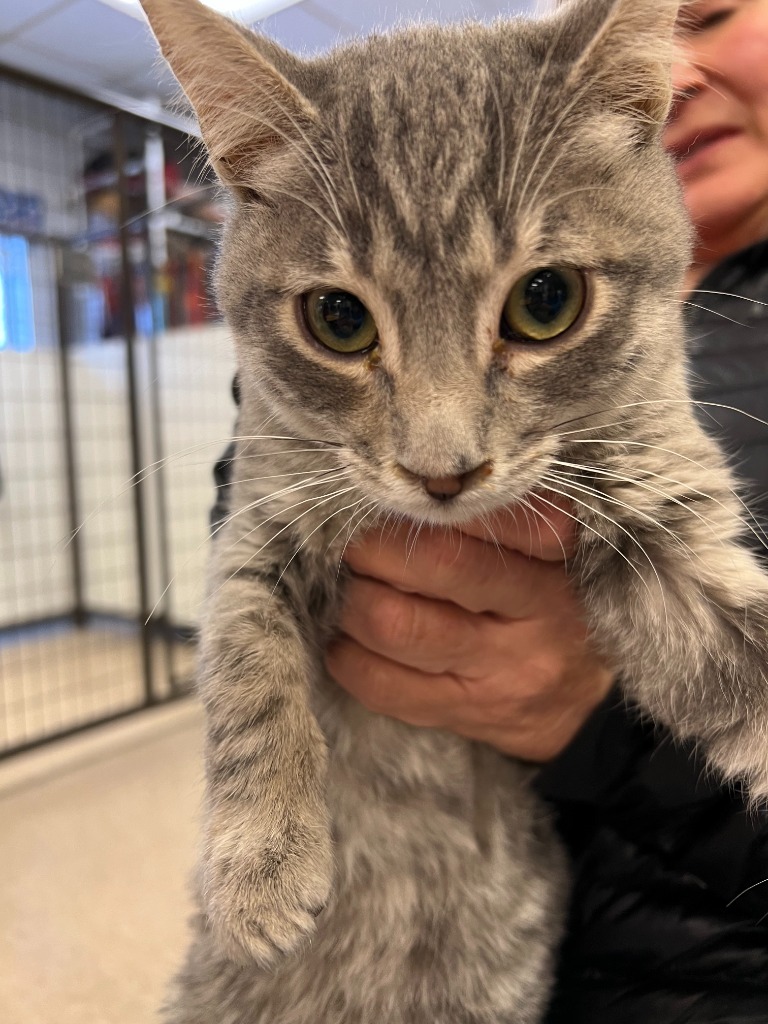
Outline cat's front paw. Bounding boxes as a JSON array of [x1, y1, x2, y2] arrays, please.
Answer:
[[204, 811, 334, 967]]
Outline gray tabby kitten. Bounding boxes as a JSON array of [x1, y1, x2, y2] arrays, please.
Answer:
[[141, 0, 768, 1020]]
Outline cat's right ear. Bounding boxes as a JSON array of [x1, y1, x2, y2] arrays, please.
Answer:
[[139, 0, 318, 190], [555, 0, 681, 141]]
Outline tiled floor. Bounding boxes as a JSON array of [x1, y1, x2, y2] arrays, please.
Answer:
[[0, 699, 204, 1024]]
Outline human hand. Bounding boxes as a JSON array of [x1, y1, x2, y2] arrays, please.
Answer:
[[325, 496, 616, 762]]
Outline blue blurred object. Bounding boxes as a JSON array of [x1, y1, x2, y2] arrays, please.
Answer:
[[0, 235, 36, 353]]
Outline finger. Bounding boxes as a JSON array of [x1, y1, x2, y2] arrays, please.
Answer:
[[339, 574, 501, 676], [459, 492, 577, 561], [325, 634, 466, 728], [344, 523, 570, 619]]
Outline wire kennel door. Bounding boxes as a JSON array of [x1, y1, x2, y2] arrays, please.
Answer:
[[0, 72, 231, 757]]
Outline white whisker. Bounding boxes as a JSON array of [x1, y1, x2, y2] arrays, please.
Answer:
[[514, 75, 597, 220], [681, 301, 749, 328], [551, 457, 736, 541], [340, 131, 365, 221], [544, 469, 699, 565], [334, 501, 381, 577], [533, 486, 660, 612], [404, 519, 425, 567], [121, 183, 218, 231], [62, 433, 337, 553], [262, 183, 345, 239], [145, 471, 352, 623], [210, 486, 359, 604], [214, 471, 353, 545], [504, 22, 565, 218], [204, 79, 347, 237], [687, 289, 768, 308], [563, 433, 768, 551], [486, 74, 506, 205], [271, 496, 375, 598], [474, 509, 508, 567], [214, 469, 352, 534], [518, 494, 570, 567]]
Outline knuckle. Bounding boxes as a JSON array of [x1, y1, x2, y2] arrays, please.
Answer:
[[529, 650, 569, 692], [325, 639, 357, 684], [371, 590, 420, 649], [357, 667, 412, 720], [356, 684, 388, 715], [542, 515, 576, 557], [343, 537, 377, 575], [506, 648, 567, 702], [421, 532, 464, 589]]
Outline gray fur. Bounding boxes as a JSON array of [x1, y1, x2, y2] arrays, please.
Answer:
[[139, 0, 768, 1020]]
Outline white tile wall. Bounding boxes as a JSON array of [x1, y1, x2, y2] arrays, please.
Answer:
[[1, 324, 236, 629], [0, 347, 73, 625]]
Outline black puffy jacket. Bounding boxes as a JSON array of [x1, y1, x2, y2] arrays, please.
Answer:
[[540, 239, 768, 1023]]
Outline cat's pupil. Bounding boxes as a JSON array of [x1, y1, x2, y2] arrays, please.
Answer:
[[524, 270, 569, 325], [316, 291, 367, 340]]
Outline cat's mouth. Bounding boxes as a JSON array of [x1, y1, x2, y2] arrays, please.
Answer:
[[373, 453, 550, 527]]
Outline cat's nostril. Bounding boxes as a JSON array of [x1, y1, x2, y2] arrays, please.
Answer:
[[396, 461, 494, 501], [423, 475, 465, 500]]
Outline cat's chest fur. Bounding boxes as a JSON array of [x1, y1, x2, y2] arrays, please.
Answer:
[[197, 419, 570, 1021]]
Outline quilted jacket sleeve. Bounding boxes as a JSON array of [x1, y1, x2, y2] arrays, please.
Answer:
[[536, 690, 768, 1022]]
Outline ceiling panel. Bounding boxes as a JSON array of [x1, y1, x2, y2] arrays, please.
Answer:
[[0, 35, 190, 131], [16, 0, 157, 79], [0, 0, 541, 116], [0, 35, 108, 95], [0, 0, 75, 39]]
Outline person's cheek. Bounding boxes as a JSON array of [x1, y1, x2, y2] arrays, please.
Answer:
[[722, 23, 768, 104]]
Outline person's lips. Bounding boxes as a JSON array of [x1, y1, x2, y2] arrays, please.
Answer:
[[666, 125, 743, 166]]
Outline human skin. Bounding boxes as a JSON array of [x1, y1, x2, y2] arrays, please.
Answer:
[[327, 487, 618, 761], [326, 494, 615, 761], [665, 0, 768, 286], [327, 0, 768, 761]]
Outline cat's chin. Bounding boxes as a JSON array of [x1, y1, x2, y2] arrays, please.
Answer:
[[384, 493, 516, 529], [364, 460, 552, 531]]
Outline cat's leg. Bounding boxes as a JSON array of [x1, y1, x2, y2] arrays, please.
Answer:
[[574, 433, 768, 799], [195, 564, 333, 968], [619, 545, 768, 798]]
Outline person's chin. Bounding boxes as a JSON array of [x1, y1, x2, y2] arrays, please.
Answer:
[[684, 180, 768, 258], [682, 152, 765, 216]]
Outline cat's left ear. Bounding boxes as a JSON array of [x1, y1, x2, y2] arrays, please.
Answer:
[[139, 0, 319, 189], [559, 0, 680, 141]]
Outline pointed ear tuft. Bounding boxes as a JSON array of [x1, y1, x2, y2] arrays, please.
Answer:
[[560, 0, 680, 140], [140, 0, 318, 188]]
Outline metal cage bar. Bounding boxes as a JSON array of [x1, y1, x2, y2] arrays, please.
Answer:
[[0, 67, 226, 757]]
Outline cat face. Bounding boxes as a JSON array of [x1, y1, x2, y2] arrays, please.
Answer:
[[142, 0, 690, 525]]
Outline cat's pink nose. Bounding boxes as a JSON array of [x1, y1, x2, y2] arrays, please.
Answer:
[[397, 461, 493, 501], [424, 475, 465, 500]]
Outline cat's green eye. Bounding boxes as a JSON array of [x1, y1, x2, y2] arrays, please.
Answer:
[[302, 289, 378, 355], [500, 267, 585, 343]]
